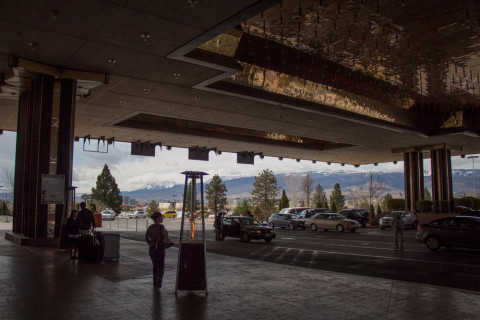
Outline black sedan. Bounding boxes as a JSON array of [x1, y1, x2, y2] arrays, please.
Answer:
[[416, 216, 480, 251], [221, 217, 276, 242]]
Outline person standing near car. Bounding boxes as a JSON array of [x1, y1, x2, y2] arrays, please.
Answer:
[[214, 212, 224, 241], [145, 212, 168, 288], [78, 201, 96, 235], [393, 211, 404, 249]]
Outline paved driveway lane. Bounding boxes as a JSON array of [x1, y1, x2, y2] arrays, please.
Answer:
[[117, 227, 480, 292]]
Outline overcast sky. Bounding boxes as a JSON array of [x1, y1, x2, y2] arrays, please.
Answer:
[[0, 130, 478, 195]]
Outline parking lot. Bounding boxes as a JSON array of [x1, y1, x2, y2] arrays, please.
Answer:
[[113, 220, 480, 292]]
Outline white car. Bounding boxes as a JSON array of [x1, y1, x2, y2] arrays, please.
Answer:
[[101, 209, 115, 221], [129, 210, 146, 219], [379, 211, 418, 230], [118, 212, 129, 218]]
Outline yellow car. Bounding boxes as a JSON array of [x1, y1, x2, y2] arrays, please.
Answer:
[[163, 210, 177, 218]]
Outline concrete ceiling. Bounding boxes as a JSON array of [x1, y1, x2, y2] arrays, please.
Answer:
[[1, 0, 479, 166]]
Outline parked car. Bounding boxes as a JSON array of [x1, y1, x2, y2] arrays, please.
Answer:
[[221, 216, 276, 242], [118, 211, 129, 218], [163, 210, 177, 218], [379, 211, 418, 229], [337, 209, 370, 226], [101, 209, 115, 221], [268, 213, 306, 230], [305, 212, 360, 232], [455, 206, 480, 217], [279, 207, 312, 215], [416, 216, 480, 251], [297, 208, 330, 219], [129, 210, 146, 219]]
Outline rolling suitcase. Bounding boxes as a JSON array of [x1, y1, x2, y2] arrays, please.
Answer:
[[103, 233, 120, 260], [78, 232, 104, 263]]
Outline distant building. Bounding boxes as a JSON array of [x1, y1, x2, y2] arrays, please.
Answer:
[[129, 198, 137, 205], [123, 195, 130, 204]]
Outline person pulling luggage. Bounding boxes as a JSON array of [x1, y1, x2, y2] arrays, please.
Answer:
[[145, 212, 169, 288], [78, 201, 96, 236]]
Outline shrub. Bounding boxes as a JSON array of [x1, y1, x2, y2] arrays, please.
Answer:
[[386, 198, 405, 211], [433, 200, 450, 213], [455, 197, 480, 210], [416, 200, 433, 213]]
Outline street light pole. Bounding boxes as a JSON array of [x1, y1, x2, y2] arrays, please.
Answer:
[[467, 156, 479, 197]]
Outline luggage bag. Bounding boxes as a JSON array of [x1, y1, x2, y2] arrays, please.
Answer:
[[78, 232, 104, 263]]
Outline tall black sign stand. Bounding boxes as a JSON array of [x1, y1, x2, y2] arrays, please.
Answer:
[[176, 171, 208, 295]]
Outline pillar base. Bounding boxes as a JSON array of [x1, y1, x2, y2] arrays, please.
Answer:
[[5, 232, 59, 247]]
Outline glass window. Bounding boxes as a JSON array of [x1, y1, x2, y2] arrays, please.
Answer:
[[458, 219, 480, 230], [223, 219, 232, 226]]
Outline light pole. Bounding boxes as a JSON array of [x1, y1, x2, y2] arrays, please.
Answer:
[[467, 156, 479, 197]]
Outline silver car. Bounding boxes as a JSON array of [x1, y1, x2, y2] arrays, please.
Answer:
[[379, 211, 418, 230], [305, 213, 360, 232]]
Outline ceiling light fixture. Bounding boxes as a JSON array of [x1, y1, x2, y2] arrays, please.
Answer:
[[143, 88, 151, 93], [108, 59, 117, 66], [187, 0, 199, 7], [49, 10, 59, 20], [119, 100, 126, 104], [140, 33, 151, 41], [238, 105, 244, 110], [194, 97, 201, 102], [28, 42, 37, 50], [168, 107, 174, 111], [172, 73, 181, 79]]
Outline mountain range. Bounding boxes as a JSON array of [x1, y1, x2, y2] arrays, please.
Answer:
[[120, 169, 480, 203]]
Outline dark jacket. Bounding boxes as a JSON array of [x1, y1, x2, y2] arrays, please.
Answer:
[[67, 217, 81, 235], [145, 224, 168, 249], [78, 208, 96, 230]]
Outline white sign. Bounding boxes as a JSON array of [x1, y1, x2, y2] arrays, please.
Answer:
[[41, 174, 65, 204]]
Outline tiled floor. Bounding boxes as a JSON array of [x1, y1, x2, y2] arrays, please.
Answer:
[[1, 230, 479, 320]]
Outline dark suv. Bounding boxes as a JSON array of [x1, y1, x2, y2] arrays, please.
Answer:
[[268, 213, 306, 230], [221, 216, 276, 242], [337, 209, 370, 226]]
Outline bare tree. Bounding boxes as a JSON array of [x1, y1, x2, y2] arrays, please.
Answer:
[[1, 168, 14, 200], [283, 173, 300, 207], [301, 173, 314, 207], [353, 171, 386, 219]]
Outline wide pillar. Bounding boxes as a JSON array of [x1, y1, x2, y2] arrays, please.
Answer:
[[12, 75, 76, 239], [404, 151, 424, 211], [431, 148, 454, 211]]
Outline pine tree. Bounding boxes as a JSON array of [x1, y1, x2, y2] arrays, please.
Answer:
[[205, 174, 228, 218], [424, 187, 432, 200], [251, 169, 280, 220], [146, 200, 159, 217], [329, 183, 345, 211], [312, 184, 328, 208], [91, 164, 123, 214], [278, 189, 289, 211], [233, 199, 251, 216]]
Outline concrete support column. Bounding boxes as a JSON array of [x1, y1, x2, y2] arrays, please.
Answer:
[[431, 148, 454, 211], [13, 74, 54, 238], [404, 151, 424, 211], [13, 75, 76, 239]]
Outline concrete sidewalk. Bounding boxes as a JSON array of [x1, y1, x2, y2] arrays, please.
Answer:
[[1, 230, 479, 320]]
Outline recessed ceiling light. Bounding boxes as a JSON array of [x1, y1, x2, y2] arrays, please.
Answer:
[[108, 59, 117, 66], [307, 119, 313, 123], [119, 100, 126, 104], [168, 107, 174, 111], [209, 114, 214, 118], [194, 97, 201, 102], [143, 88, 151, 93], [238, 105, 244, 110], [173, 73, 181, 79], [28, 42, 37, 50], [188, 0, 199, 7], [140, 33, 151, 41], [49, 10, 59, 20]]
